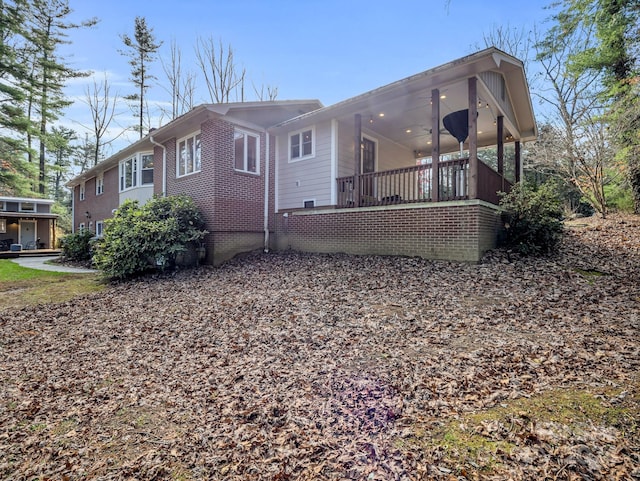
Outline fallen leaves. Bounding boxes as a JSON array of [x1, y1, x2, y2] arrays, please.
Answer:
[[1, 214, 639, 480]]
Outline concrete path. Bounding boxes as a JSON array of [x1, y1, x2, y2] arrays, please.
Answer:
[[11, 255, 97, 274]]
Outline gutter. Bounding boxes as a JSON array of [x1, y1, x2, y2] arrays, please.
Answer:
[[149, 135, 167, 197], [263, 132, 270, 252]]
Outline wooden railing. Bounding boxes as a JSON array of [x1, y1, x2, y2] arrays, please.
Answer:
[[477, 160, 512, 204], [337, 158, 469, 208]]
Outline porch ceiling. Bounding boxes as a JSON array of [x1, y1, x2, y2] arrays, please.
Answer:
[[272, 47, 537, 156]]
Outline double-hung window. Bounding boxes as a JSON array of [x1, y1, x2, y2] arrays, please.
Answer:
[[289, 127, 314, 161], [96, 174, 104, 195], [234, 129, 259, 174], [79, 183, 86, 201], [120, 156, 137, 191], [177, 132, 201, 177], [96, 221, 104, 238], [141, 154, 154, 184]]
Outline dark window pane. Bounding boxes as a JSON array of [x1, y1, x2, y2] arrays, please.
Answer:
[[235, 132, 245, 170], [247, 135, 257, 172], [291, 133, 300, 158], [302, 130, 312, 156]]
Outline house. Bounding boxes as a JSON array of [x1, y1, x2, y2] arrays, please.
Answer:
[[0, 196, 58, 251], [68, 47, 537, 265]]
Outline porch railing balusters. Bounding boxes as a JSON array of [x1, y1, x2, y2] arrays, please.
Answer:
[[336, 158, 482, 208]]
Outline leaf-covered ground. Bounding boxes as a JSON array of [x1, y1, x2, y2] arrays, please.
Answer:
[[1, 215, 639, 480]]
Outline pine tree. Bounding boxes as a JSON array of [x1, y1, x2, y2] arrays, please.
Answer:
[[24, 0, 96, 195], [120, 16, 162, 138], [0, 0, 36, 195]]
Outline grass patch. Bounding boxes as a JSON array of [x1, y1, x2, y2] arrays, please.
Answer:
[[406, 386, 638, 476], [0, 259, 104, 310]]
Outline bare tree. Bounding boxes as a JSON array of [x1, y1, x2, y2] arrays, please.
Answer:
[[530, 23, 612, 216], [160, 39, 196, 119], [195, 36, 246, 103], [253, 82, 278, 101], [82, 72, 120, 167]]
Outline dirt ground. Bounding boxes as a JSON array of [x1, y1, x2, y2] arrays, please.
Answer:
[[1, 215, 639, 480]]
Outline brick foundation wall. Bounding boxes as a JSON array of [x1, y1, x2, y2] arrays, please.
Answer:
[[274, 200, 503, 262]]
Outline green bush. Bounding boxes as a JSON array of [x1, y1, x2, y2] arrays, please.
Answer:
[[499, 182, 565, 256], [61, 229, 94, 262], [604, 182, 635, 213], [93, 195, 207, 280]]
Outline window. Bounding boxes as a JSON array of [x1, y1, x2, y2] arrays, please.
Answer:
[[0, 201, 5, 211], [234, 129, 259, 174], [120, 156, 138, 191], [177, 132, 201, 177], [0, 219, 5, 233], [96, 174, 104, 195], [79, 222, 85, 231], [96, 221, 104, 238], [20, 202, 35, 212], [79, 183, 86, 201], [141, 154, 154, 184], [289, 127, 314, 161]]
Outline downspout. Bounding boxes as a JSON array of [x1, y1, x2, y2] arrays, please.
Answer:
[[149, 135, 167, 197], [263, 131, 270, 252]]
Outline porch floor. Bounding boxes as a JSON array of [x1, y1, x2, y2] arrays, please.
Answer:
[[0, 249, 62, 259]]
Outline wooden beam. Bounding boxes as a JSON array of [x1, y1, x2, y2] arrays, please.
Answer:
[[431, 89, 440, 202], [515, 140, 521, 183], [497, 115, 504, 175], [354, 113, 362, 206], [468, 77, 478, 199]]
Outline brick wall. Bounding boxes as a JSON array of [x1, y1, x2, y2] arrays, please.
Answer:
[[162, 117, 275, 265], [72, 166, 119, 233], [274, 200, 503, 262]]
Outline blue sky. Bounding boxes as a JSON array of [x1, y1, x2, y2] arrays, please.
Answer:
[[60, 0, 553, 156]]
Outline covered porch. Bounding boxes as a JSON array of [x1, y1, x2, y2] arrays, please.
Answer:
[[335, 73, 526, 209]]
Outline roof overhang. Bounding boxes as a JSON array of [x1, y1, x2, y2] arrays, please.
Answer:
[[66, 100, 323, 188], [0, 212, 58, 219], [0, 196, 55, 204], [270, 48, 537, 154]]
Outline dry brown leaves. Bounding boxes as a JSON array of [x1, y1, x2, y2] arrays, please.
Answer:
[[1, 214, 639, 480]]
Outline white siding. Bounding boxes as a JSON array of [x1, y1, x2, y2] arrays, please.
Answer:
[[479, 71, 516, 126], [277, 120, 333, 209], [336, 120, 414, 177], [119, 186, 154, 206]]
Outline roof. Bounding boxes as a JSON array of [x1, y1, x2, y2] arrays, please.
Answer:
[[66, 100, 323, 187], [270, 47, 537, 153], [0, 196, 54, 204]]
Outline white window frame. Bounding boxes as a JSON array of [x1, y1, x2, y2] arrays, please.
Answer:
[[288, 126, 315, 162], [0, 201, 6, 211], [0, 218, 6, 233], [79, 183, 86, 201], [176, 131, 202, 178], [19, 202, 35, 213], [79, 222, 85, 231], [234, 129, 260, 175], [95, 220, 104, 238], [119, 156, 138, 191], [96, 173, 104, 195], [141, 153, 154, 185]]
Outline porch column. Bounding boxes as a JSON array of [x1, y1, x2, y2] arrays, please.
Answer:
[[431, 88, 440, 202], [497, 115, 504, 175], [468, 77, 478, 199], [515, 140, 521, 183], [354, 113, 362, 206]]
